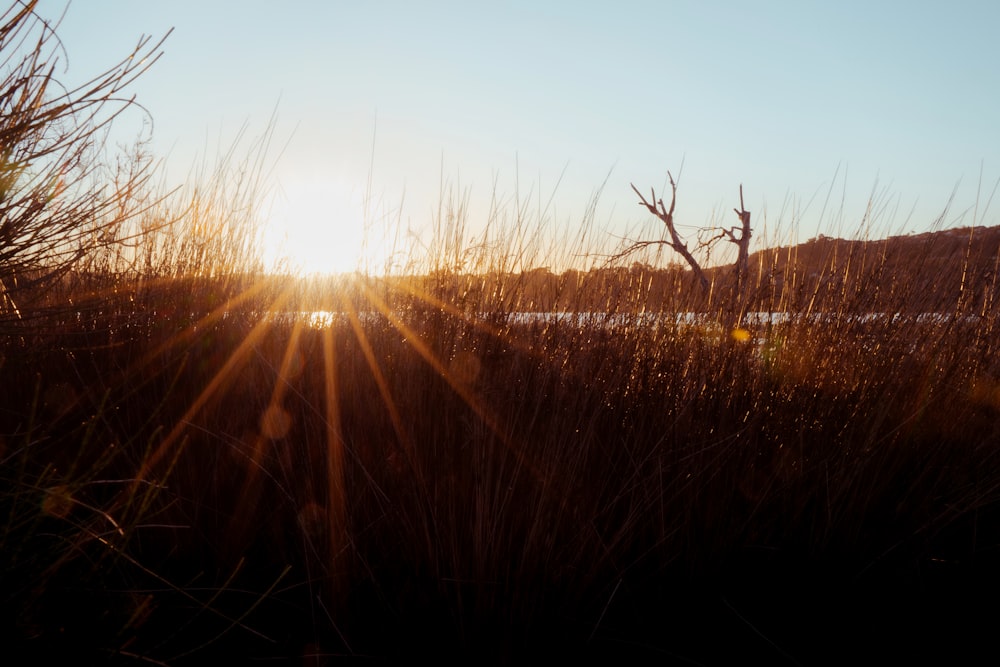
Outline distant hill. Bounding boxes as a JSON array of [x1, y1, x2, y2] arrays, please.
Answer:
[[292, 226, 1000, 315], [726, 225, 1000, 312]]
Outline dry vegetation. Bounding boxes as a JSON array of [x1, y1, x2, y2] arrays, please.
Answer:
[[3, 4, 1000, 664]]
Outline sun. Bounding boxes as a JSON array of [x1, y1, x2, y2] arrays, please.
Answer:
[[261, 177, 401, 276]]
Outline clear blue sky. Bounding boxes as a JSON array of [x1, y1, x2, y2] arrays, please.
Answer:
[[32, 0, 1000, 273]]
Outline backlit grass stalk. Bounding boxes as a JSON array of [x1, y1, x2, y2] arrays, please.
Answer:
[[3, 26, 999, 655]]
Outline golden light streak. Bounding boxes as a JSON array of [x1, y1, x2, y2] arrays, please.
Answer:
[[121, 279, 299, 504]]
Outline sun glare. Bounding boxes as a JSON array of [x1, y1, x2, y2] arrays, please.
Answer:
[[261, 178, 400, 276]]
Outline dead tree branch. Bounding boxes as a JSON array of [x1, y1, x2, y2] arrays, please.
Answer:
[[622, 172, 755, 318], [628, 172, 710, 292], [730, 184, 752, 292], [697, 184, 752, 293]]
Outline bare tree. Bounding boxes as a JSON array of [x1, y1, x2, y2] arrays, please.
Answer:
[[702, 184, 752, 296], [0, 1, 170, 320], [622, 172, 753, 304], [626, 172, 710, 292]]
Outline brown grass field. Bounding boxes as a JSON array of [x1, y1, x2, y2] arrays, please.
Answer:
[[3, 241, 1000, 663], [3, 3, 1000, 663]]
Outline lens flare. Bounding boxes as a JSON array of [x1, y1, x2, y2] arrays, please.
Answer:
[[730, 327, 752, 343]]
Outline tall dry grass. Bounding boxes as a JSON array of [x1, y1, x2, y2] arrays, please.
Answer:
[[4, 5, 1000, 663], [6, 163, 1000, 663]]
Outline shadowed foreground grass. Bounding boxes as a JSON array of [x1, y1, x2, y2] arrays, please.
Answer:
[[7, 2, 998, 661], [2, 264, 1000, 664]]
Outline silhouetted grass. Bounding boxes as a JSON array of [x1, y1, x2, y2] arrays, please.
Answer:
[[4, 209, 1000, 663], [3, 6, 999, 657]]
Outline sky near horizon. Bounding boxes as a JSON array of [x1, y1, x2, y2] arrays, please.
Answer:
[[30, 0, 1000, 274]]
